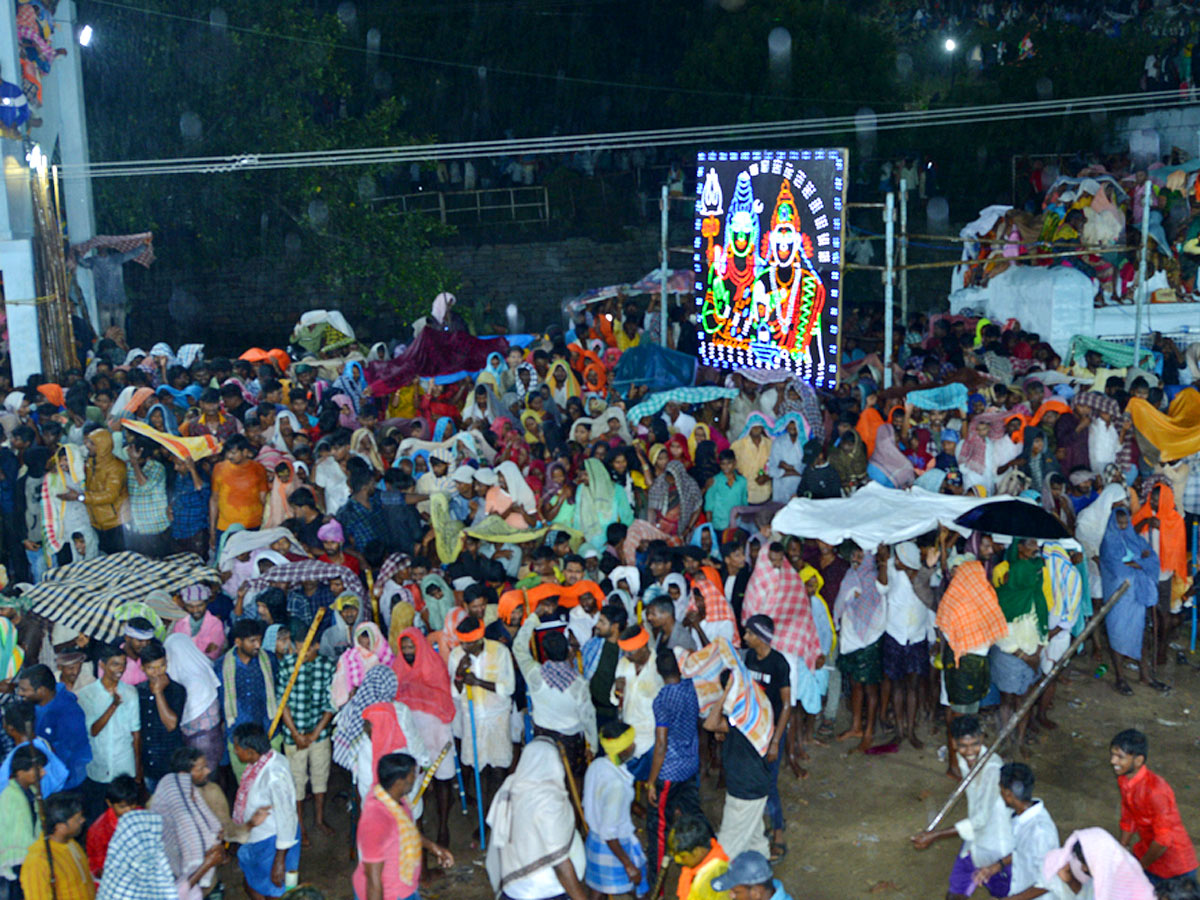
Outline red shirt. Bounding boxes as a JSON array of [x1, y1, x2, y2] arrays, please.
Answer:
[[351, 793, 419, 900], [1118, 765, 1198, 878], [319, 552, 362, 576], [85, 807, 119, 879]]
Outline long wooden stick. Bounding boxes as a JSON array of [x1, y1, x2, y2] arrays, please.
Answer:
[[650, 854, 672, 900], [557, 740, 588, 837], [414, 741, 454, 804], [924, 579, 1129, 832], [268, 606, 326, 739], [366, 569, 379, 626]]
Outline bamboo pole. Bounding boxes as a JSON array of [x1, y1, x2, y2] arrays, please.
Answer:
[[414, 741, 454, 803], [558, 740, 588, 836], [268, 606, 326, 739], [893, 246, 1131, 272], [924, 579, 1129, 833]]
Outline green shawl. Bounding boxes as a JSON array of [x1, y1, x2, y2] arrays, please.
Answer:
[[997, 540, 1049, 638]]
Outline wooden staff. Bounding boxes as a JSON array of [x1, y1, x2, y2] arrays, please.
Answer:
[[268, 606, 326, 739], [414, 741, 454, 804], [366, 569, 379, 626], [924, 579, 1129, 833], [650, 853, 672, 900], [557, 741, 588, 837], [30, 766, 57, 900]]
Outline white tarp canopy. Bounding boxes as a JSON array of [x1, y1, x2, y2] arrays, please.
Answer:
[[771, 482, 999, 548]]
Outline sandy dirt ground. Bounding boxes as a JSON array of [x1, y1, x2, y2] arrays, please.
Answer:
[[228, 648, 1200, 900]]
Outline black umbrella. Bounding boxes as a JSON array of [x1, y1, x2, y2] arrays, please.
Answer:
[[954, 499, 1070, 540]]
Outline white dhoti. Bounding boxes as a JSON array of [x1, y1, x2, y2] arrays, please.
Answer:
[[717, 793, 770, 860]]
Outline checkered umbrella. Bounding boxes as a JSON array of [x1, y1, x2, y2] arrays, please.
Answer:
[[626, 386, 739, 423], [27, 552, 220, 642], [240, 559, 364, 598]]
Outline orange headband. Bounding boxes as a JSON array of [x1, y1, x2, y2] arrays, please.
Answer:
[[456, 624, 485, 643], [618, 628, 649, 652]]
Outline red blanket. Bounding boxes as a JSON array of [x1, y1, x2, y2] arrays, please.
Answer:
[[366, 329, 509, 394]]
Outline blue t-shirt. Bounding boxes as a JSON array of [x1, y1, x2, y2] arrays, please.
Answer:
[[652, 679, 700, 784], [35, 686, 91, 789]]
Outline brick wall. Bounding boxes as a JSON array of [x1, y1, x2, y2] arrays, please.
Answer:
[[127, 229, 662, 355]]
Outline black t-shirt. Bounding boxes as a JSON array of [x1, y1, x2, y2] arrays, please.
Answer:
[[728, 567, 751, 626], [744, 648, 790, 720], [722, 727, 769, 800]]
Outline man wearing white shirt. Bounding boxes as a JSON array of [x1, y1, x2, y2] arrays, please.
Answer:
[[661, 401, 696, 438], [582, 721, 648, 898], [609, 625, 663, 782], [972, 763, 1060, 900], [77, 643, 141, 821], [514, 610, 597, 786], [877, 541, 932, 750], [230, 723, 300, 897], [910, 716, 1015, 900]]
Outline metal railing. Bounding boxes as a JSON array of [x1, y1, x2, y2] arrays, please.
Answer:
[[374, 186, 550, 226]]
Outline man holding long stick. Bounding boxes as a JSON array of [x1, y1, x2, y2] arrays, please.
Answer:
[[449, 615, 514, 846], [910, 715, 1014, 900]]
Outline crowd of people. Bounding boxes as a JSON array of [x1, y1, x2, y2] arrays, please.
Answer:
[[876, 0, 1177, 43], [0, 293, 1195, 900], [960, 145, 1200, 306]]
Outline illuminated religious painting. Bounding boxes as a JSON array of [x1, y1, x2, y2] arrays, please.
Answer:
[[693, 148, 847, 389]]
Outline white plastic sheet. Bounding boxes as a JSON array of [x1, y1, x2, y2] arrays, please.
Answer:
[[770, 482, 998, 548]]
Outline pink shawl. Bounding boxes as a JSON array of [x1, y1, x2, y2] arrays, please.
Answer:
[[1041, 828, 1154, 900]]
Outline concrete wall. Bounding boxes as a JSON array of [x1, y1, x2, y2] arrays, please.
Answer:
[[129, 228, 662, 354]]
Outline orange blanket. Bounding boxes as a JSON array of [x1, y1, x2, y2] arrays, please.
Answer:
[[1128, 390, 1200, 459]]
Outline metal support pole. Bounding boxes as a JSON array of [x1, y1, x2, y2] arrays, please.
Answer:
[[1132, 182, 1153, 368], [883, 191, 895, 389], [899, 179, 909, 326], [924, 579, 1130, 833], [660, 183, 669, 347]]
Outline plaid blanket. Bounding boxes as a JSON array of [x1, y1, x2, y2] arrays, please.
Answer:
[[71, 232, 155, 268], [687, 565, 740, 648], [28, 552, 220, 642], [625, 387, 739, 424], [935, 560, 1009, 664], [240, 558, 364, 599], [742, 554, 821, 667], [680, 637, 773, 756]]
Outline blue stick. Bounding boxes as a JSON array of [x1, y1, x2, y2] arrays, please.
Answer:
[[451, 742, 469, 815], [1192, 521, 1198, 653], [467, 688, 487, 851]]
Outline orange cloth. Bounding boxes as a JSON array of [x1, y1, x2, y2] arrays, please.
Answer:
[[1128, 391, 1200, 459], [455, 622, 485, 642], [37, 383, 64, 408], [212, 458, 269, 530], [1132, 483, 1190, 586], [855, 407, 884, 459], [1004, 412, 1029, 445], [617, 627, 648, 651], [562, 579, 604, 609], [1029, 399, 1071, 428], [527, 582, 563, 607], [676, 840, 729, 900], [497, 590, 526, 623], [936, 560, 1010, 664], [268, 348, 291, 372]]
